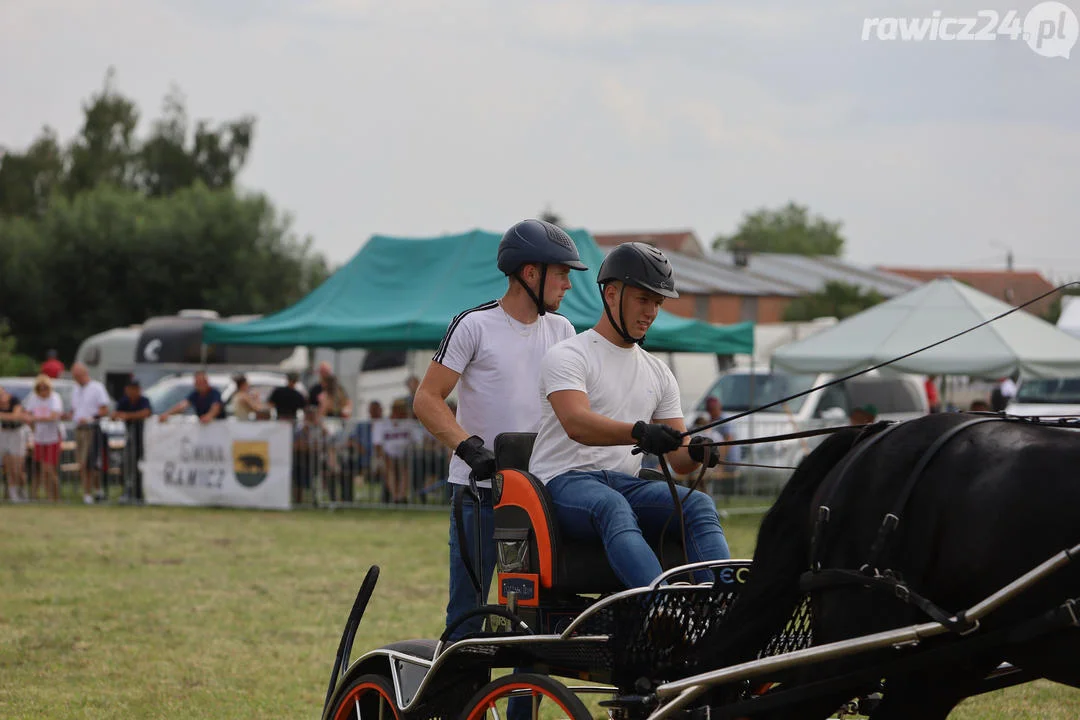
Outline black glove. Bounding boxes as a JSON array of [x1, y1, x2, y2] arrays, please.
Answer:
[[455, 435, 496, 481], [631, 421, 683, 456], [688, 436, 721, 468]]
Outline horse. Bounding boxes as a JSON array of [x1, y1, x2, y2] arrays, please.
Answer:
[[702, 412, 1080, 719]]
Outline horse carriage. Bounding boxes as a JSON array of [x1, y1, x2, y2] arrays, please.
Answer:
[[320, 409, 1080, 720]]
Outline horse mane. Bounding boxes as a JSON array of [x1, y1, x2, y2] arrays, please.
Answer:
[[704, 421, 893, 668]]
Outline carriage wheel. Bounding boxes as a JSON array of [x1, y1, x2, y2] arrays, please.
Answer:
[[461, 673, 592, 720], [331, 673, 402, 720]]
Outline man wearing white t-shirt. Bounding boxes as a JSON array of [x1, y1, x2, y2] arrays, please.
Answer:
[[68, 362, 111, 504], [529, 242, 730, 589], [414, 219, 589, 643]]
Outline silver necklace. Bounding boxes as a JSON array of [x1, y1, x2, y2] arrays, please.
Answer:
[[498, 300, 537, 337]]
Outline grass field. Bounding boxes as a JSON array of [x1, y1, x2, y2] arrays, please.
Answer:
[[0, 504, 1076, 719]]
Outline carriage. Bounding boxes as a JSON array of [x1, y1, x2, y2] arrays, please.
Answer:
[[320, 414, 1080, 720]]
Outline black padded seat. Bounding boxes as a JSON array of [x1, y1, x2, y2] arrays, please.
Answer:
[[493, 433, 685, 595]]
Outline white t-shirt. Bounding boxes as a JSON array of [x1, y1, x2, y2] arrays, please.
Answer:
[[71, 380, 111, 423], [529, 329, 683, 484], [434, 300, 576, 487], [372, 418, 425, 459], [23, 392, 64, 445]]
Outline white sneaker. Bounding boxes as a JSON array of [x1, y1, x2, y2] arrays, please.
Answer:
[[83, 494, 94, 505]]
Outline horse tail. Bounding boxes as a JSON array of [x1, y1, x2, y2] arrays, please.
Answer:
[[706, 422, 889, 667]]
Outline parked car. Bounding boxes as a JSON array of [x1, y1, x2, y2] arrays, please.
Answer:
[[687, 366, 929, 493], [1005, 377, 1080, 418], [143, 371, 293, 420]]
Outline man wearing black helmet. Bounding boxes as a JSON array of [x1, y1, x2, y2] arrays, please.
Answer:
[[414, 219, 589, 642], [529, 242, 730, 588]]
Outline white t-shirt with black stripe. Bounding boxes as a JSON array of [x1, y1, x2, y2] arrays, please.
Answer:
[[529, 329, 683, 484], [434, 300, 576, 487]]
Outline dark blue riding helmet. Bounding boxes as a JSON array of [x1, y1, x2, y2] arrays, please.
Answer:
[[497, 219, 588, 316], [497, 219, 589, 275]]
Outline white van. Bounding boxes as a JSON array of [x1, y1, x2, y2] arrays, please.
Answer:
[[687, 366, 929, 492], [1005, 378, 1080, 418]]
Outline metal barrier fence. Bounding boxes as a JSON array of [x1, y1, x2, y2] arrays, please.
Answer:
[[0, 416, 817, 507]]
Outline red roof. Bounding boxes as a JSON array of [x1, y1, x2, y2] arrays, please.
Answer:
[[877, 267, 1057, 317], [593, 230, 705, 258]]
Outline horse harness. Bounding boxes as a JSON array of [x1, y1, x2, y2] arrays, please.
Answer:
[[799, 416, 1042, 636]]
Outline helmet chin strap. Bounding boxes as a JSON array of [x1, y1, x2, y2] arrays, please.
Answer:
[[600, 283, 644, 345], [513, 264, 549, 316]]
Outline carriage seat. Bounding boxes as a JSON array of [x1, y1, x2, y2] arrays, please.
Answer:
[[491, 432, 685, 596]]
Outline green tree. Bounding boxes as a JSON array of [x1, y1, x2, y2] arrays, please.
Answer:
[[714, 202, 845, 256], [1042, 285, 1080, 324], [137, 86, 254, 197], [0, 126, 66, 218], [0, 320, 37, 376], [539, 205, 565, 228], [64, 67, 141, 196], [782, 281, 885, 322], [0, 183, 328, 361], [0, 69, 256, 219]]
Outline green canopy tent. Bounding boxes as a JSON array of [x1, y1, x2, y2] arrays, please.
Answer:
[[203, 229, 753, 355]]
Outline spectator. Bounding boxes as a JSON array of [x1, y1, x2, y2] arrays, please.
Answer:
[[970, 399, 992, 412], [112, 377, 152, 502], [0, 386, 29, 502], [309, 361, 353, 419], [268, 372, 307, 422], [925, 375, 941, 413], [373, 398, 422, 504], [23, 375, 63, 502], [231, 374, 268, 420], [991, 372, 1019, 412], [159, 371, 224, 424], [68, 362, 112, 504], [292, 407, 327, 505], [40, 349, 64, 379]]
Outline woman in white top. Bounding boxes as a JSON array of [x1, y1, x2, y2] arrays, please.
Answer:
[[23, 374, 64, 501]]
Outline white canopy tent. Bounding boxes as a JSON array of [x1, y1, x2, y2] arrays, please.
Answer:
[[1058, 296, 1080, 340], [772, 278, 1080, 379]]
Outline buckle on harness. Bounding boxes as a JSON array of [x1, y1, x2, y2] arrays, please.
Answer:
[[1063, 599, 1080, 628]]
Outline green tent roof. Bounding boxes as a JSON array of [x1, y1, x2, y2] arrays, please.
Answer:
[[202, 229, 753, 354]]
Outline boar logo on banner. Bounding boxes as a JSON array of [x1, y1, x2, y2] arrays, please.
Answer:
[[233, 441, 270, 488]]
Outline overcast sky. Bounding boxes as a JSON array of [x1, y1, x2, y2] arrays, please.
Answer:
[[3, 0, 1079, 280]]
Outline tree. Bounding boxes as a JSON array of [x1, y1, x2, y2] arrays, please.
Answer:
[[1042, 286, 1080, 325], [782, 281, 885, 322], [0, 70, 325, 362], [137, 86, 254, 197], [539, 205, 565, 228], [0, 69, 256, 218], [0, 126, 66, 218], [0, 321, 36, 376], [64, 67, 141, 197], [0, 183, 329, 361], [714, 202, 845, 256]]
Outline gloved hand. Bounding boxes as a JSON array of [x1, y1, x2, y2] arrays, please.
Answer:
[[455, 435, 496, 481], [688, 435, 721, 468], [631, 421, 683, 456]]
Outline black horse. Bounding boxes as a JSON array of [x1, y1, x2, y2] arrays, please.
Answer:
[[704, 412, 1080, 719]]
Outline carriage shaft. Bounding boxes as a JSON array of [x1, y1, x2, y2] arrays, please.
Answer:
[[653, 542, 1080, 708]]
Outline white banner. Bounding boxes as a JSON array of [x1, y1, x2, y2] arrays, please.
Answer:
[[144, 421, 292, 510]]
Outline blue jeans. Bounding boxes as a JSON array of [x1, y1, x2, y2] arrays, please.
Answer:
[[546, 470, 730, 588], [446, 486, 496, 640]]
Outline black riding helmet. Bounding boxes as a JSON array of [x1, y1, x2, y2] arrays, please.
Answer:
[[596, 242, 679, 345], [497, 219, 589, 316]]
